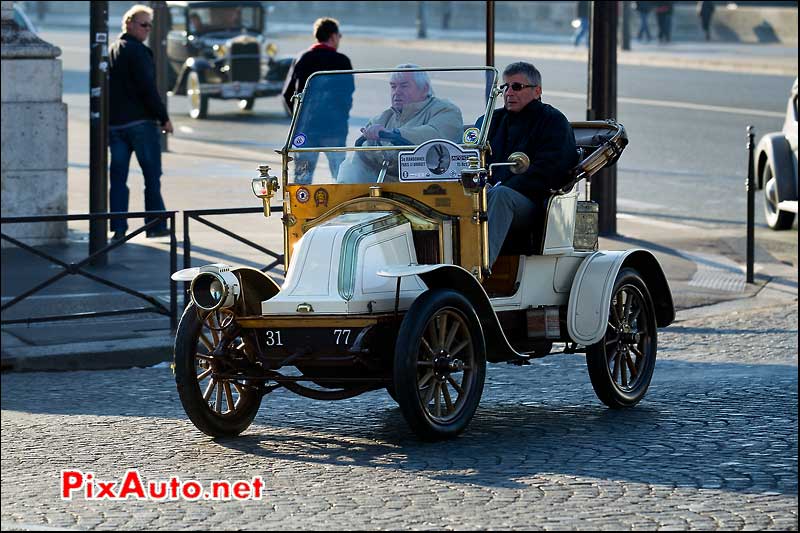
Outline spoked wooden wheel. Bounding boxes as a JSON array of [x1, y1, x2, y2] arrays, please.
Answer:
[[174, 304, 261, 437], [394, 289, 485, 440], [187, 71, 208, 119], [587, 268, 658, 408]]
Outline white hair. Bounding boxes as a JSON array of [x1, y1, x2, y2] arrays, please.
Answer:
[[390, 64, 434, 97], [121, 4, 153, 32]]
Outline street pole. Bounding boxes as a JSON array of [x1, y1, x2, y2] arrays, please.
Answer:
[[416, 2, 427, 39], [89, 1, 109, 266], [587, 1, 618, 236], [621, 1, 631, 51], [149, 1, 169, 152], [485, 0, 495, 102], [746, 125, 755, 283]]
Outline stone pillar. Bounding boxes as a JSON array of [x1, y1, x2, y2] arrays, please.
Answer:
[[1, 0, 68, 246]]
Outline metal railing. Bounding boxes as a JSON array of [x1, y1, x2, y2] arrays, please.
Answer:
[[182, 206, 284, 283], [1, 211, 178, 329]]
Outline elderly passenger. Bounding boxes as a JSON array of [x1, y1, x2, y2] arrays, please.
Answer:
[[341, 64, 463, 182]]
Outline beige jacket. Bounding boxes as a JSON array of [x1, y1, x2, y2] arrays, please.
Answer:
[[343, 96, 463, 182]]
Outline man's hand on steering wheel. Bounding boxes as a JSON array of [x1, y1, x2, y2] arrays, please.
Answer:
[[355, 127, 413, 147], [361, 124, 386, 141]]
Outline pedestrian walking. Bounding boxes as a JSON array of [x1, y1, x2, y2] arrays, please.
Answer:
[[697, 1, 715, 41], [572, 0, 590, 47], [282, 17, 354, 184], [654, 1, 674, 44], [634, 1, 652, 42], [108, 5, 173, 241]]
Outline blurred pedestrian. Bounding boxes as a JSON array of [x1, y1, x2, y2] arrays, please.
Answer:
[[654, 1, 673, 44], [572, 0, 590, 47], [35, 1, 47, 22], [108, 5, 173, 241], [697, 1, 715, 41], [634, 1, 652, 43], [282, 17, 354, 184]]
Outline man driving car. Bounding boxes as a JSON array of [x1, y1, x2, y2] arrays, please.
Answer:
[[476, 61, 579, 269], [340, 64, 463, 183]]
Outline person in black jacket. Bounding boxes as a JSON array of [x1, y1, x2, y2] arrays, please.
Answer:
[[476, 62, 578, 269], [282, 18, 354, 184], [108, 4, 173, 240]]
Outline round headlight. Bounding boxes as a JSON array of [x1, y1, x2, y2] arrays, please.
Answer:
[[190, 271, 239, 311], [213, 43, 227, 58], [265, 42, 278, 58]]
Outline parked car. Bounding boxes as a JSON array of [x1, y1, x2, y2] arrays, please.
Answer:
[[755, 77, 798, 230], [171, 67, 675, 441], [165, 1, 293, 118]]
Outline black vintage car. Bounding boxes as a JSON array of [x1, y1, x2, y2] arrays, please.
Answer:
[[166, 1, 293, 118]]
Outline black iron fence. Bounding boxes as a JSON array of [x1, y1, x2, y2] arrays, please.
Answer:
[[1, 211, 178, 328], [182, 205, 284, 275], [1, 206, 284, 330]]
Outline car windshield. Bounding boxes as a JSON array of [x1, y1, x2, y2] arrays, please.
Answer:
[[187, 6, 261, 34], [286, 67, 498, 185]]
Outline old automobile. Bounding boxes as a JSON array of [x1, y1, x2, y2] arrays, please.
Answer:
[[165, 1, 292, 118], [171, 67, 675, 440], [755, 77, 798, 230]]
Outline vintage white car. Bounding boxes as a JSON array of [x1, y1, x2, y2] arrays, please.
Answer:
[[171, 67, 675, 440], [755, 77, 798, 230]]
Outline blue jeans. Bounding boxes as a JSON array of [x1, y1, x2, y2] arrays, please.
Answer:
[[109, 121, 166, 234], [293, 136, 347, 185]]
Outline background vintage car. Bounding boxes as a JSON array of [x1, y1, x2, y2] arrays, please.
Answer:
[[165, 0, 293, 119], [755, 77, 798, 230]]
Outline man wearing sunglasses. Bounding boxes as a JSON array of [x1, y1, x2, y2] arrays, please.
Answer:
[[475, 62, 579, 269], [108, 5, 173, 241]]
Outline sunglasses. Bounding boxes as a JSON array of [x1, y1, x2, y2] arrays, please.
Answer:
[[135, 21, 152, 28], [500, 82, 537, 92]]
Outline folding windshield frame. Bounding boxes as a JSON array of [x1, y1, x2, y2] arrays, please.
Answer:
[[280, 66, 501, 159]]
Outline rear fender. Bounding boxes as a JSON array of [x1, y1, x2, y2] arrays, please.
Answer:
[[567, 250, 674, 346], [378, 264, 521, 363], [755, 133, 797, 201]]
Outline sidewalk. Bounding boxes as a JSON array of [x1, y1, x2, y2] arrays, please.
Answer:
[[2, 124, 796, 372]]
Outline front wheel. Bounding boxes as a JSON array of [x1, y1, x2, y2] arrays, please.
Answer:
[[586, 268, 658, 408], [393, 289, 486, 440], [763, 166, 795, 230], [174, 304, 261, 437], [187, 71, 208, 119]]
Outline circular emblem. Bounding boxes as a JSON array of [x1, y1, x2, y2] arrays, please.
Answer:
[[295, 187, 310, 203], [425, 143, 450, 176], [463, 127, 480, 145], [292, 133, 307, 147]]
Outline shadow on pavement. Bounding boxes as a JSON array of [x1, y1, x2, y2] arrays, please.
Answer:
[[2, 358, 796, 495]]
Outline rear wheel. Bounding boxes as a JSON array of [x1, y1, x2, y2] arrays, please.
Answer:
[[763, 165, 795, 230], [586, 268, 658, 408], [174, 304, 261, 437], [187, 71, 208, 119], [393, 289, 486, 440]]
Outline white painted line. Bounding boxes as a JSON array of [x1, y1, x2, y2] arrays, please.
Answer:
[[432, 79, 785, 118], [617, 198, 667, 210], [1, 290, 171, 303], [617, 212, 698, 230]]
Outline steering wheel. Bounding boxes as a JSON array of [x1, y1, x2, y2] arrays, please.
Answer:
[[354, 129, 413, 147]]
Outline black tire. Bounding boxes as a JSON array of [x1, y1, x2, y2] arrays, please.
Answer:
[[586, 268, 658, 408], [393, 289, 486, 440], [174, 304, 261, 437], [187, 71, 208, 119], [763, 166, 795, 230], [238, 98, 255, 111], [385, 382, 398, 403]]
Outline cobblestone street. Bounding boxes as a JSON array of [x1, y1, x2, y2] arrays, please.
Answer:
[[1, 304, 796, 530]]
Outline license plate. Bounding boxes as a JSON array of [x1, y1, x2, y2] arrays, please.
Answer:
[[222, 82, 255, 99], [261, 327, 363, 355]]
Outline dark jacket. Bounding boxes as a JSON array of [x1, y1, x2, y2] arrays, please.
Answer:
[[282, 44, 354, 140], [108, 33, 169, 127], [477, 99, 579, 203]]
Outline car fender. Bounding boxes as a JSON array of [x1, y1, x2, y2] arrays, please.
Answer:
[[378, 264, 522, 363], [266, 56, 293, 81], [567, 249, 674, 346], [755, 133, 797, 201], [171, 264, 280, 316]]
